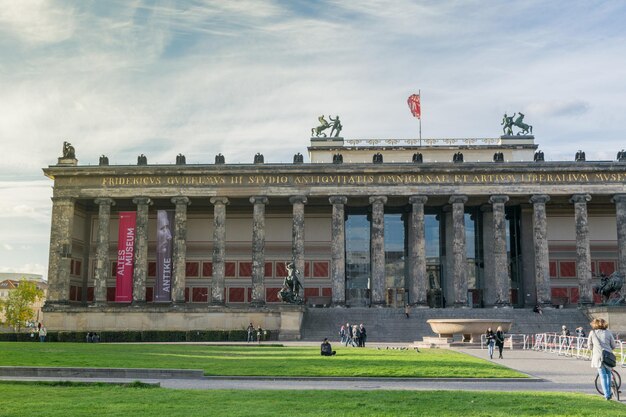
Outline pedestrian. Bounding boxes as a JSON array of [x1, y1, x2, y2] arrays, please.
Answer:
[[575, 326, 586, 338], [247, 322, 255, 343], [320, 338, 336, 356], [256, 326, 263, 344], [561, 325, 570, 337], [485, 327, 496, 359], [358, 323, 367, 347], [38, 325, 47, 342], [352, 324, 359, 347], [589, 318, 616, 400], [339, 325, 346, 344], [533, 304, 543, 315], [404, 304, 410, 319], [494, 326, 505, 359], [345, 322, 352, 346]]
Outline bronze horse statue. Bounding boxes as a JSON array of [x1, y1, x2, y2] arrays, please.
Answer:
[[311, 115, 331, 137], [593, 271, 625, 304], [512, 112, 532, 135]]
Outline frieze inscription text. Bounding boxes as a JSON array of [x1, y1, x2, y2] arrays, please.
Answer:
[[97, 172, 626, 188]]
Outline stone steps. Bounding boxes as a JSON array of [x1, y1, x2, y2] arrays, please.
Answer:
[[301, 307, 590, 342]]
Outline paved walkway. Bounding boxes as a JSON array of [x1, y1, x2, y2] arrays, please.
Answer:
[[0, 343, 621, 400]]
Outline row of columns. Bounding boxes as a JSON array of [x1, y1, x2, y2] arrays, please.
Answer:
[[48, 193, 626, 307]]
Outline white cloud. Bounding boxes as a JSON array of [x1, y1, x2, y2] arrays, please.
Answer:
[[0, 0, 76, 44]]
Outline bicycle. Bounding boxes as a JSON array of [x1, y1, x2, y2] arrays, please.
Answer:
[[595, 368, 621, 401]]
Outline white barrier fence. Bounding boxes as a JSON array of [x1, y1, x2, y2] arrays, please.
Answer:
[[480, 332, 625, 368]]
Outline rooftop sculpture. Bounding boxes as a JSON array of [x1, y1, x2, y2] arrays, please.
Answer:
[[311, 115, 342, 138], [502, 112, 532, 136]]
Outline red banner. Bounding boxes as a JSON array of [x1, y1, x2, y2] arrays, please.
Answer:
[[115, 211, 136, 303], [407, 94, 421, 119]]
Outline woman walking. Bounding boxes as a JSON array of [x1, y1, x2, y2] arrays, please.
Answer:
[[589, 318, 616, 400], [485, 327, 496, 359], [494, 326, 505, 359]]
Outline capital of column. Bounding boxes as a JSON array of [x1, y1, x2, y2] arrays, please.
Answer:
[[530, 194, 550, 205], [489, 195, 509, 205], [289, 195, 308, 205], [570, 194, 591, 204], [448, 195, 468, 205], [329, 196, 347, 205], [210, 196, 229, 205], [94, 197, 115, 207], [132, 197, 153, 206], [369, 195, 388, 205], [611, 194, 626, 204], [171, 196, 190, 206], [249, 196, 269, 205], [409, 195, 428, 205]]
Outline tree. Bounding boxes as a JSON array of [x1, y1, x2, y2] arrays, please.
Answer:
[[1, 280, 44, 332]]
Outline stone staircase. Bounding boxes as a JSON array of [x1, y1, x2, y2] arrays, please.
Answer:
[[300, 307, 591, 343]]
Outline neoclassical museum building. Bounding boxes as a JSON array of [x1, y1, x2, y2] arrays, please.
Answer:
[[42, 133, 626, 337]]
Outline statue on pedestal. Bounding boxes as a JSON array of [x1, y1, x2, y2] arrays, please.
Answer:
[[311, 115, 342, 138], [501, 112, 533, 136], [278, 262, 303, 304], [62, 141, 75, 159]]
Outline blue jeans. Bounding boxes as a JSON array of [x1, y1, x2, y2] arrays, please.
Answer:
[[488, 341, 494, 358], [598, 366, 612, 399]]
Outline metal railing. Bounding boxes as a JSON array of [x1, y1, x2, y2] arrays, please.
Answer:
[[344, 138, 502, 147], [530, 332, 625, 367]]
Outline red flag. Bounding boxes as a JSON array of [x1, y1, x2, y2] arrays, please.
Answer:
[[407, 94, 421, 119]]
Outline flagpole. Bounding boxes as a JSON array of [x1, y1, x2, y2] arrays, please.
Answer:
[[419, 89, 422, 146]]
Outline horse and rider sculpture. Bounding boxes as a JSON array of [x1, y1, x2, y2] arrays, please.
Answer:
[[501, 112, 532, 136]]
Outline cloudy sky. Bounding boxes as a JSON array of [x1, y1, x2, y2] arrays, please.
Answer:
[[1, 0, 626, 280]]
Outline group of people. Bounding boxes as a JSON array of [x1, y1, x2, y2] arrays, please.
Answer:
[[339, 323, 367, 347], [246, 323, 265, 343], [484, 326, 506, 359], [86, 332, 100, 343]]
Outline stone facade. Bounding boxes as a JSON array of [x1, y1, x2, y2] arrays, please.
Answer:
[[42, 135, 626, 335]]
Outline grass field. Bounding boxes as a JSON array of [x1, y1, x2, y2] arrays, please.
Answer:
[[0, 382, 621, 417], [0, 342, 524, 378]]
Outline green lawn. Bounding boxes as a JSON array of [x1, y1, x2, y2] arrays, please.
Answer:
[[0, 343, 524, 378], [0, 383, 621, 417]]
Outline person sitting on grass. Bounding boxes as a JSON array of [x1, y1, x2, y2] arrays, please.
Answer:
[[321, 338, 336, 356]]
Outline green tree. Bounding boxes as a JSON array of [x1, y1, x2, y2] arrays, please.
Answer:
[[1, 280, 44, 332]]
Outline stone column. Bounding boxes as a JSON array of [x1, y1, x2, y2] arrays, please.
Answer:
[[329, 196, 347, 305], [132, 197, 152, 304], [289, 195, 308, 278], [171, 196, 190, 304], [480, 205, 495, 306], [94, 198, 115, 305], [571, 194, 593, 305], [530, 195, 551, 306], [210, 197, 229, 305], [490, 195, 510, 307], [370, 195, 387, 306], [449, 195, 468, 307], [46, 197, 75, 304], [250, 196, 268, 305], [408, 196, 428, 306], [612, 194, 626, 277]]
